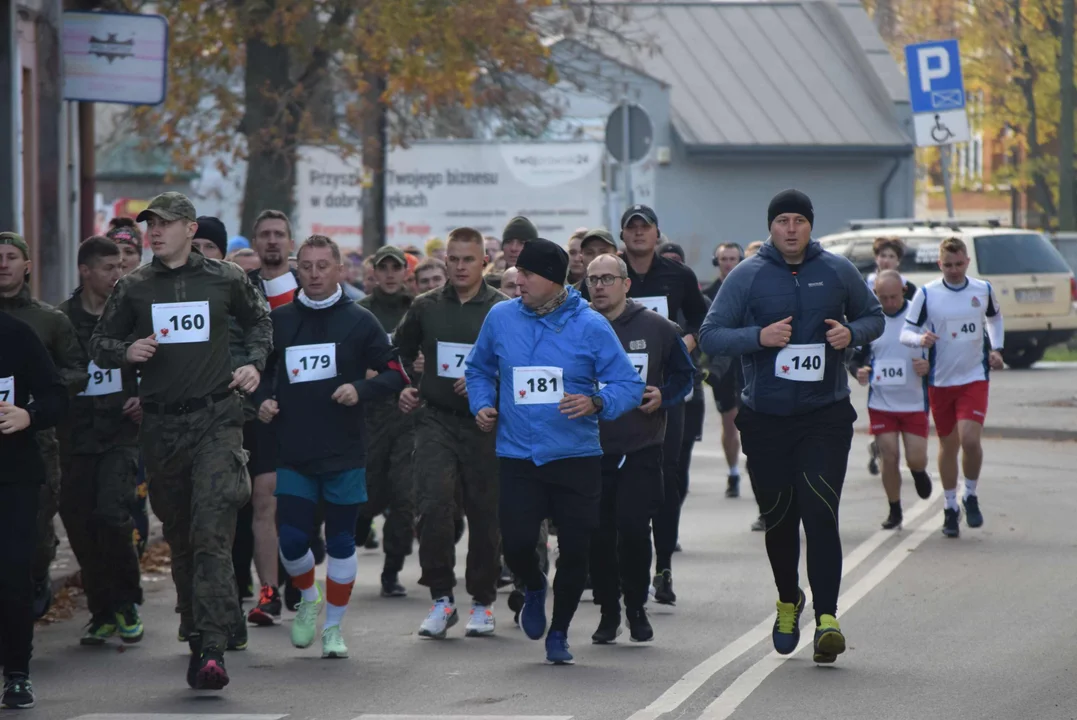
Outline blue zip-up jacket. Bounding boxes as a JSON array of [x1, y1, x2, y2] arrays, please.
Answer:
[[698, 240, 883, 416], [466, 287, 646, 466]]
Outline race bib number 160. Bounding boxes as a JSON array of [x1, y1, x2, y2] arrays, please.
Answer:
[[513, 366, 564, 405], [151, 301, 210, 344]]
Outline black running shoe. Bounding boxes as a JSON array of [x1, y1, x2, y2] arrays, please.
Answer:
[[195, 647, 230, 690], [942, 508, 961, 538], [881, 508, 902, 530], [626, 607, 654, 643], [380, 573, 407, 598], [228, 620, 248, 652], [2, 673, 35, 709], [284, 578, 301, 612], [591, 612, 621, 644], [725, 475, 740, 498], [912, 471, 933, 500], [247, 585, 282, 626], [652, 570, 676, 606], [963, 495, 983, 528]]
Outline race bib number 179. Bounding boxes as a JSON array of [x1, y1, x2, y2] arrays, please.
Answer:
[[285, 343, 338, 384]]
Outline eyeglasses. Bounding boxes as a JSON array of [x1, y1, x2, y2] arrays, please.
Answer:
[[585, 274, 626, 287]]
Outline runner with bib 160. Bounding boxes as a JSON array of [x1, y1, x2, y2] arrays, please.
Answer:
[[699, 189, 883, 666]]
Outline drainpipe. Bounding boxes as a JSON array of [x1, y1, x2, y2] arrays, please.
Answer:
[[878, 157, 902, 218]]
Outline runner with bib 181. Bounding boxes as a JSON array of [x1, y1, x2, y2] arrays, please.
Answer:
[[699, 189, 883, 665]]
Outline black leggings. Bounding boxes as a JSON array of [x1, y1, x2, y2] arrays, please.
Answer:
[[737, 400, 855, 621], [500, 457, 600, 635], [678, 397, 705, 502], [0, 483, 39, 675], [652, 403, 684, 573]]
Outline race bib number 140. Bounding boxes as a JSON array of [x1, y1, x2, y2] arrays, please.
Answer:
[[513, 366, 564, 405], [285, 343, 338, 384], [151, 301, 210, 344], [775, 343, 825, 382]]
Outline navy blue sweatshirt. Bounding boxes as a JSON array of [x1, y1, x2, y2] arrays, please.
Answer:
[[0, 313, 68, 484], [254, 291, 408, 475], [597, 299, 695, 456]]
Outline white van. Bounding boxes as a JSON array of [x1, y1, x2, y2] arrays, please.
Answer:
[[817, 219, 1077, 368]]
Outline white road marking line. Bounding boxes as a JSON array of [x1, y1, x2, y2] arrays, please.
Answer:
[[697, 510, 939, 719], [354, 716, 573, 720], [72, 716, 287, 720], [624, 496, 938, 720]]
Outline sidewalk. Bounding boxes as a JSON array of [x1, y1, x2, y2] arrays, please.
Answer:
[[851, 362, 1077, 441]]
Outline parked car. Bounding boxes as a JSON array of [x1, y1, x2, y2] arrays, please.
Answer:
[[817, 219, 1077, 368]]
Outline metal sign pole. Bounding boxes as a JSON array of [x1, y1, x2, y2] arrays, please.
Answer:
[[621, 96, 632, 208], [940, 144, 955, 218]]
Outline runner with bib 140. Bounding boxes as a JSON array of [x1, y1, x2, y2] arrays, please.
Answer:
[[699, 189, 883, 665]]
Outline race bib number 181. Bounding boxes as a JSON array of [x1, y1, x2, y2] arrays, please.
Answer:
[[513, 366, 564, 405], [0, 375, 13, 403], [151, 301, 210, 344], [285, 343, 338, 384]]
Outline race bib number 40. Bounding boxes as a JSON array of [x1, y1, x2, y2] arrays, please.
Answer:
[[0, 376, 13, 403], [946, 318, 980, 344], [436, 342, 474, 379], [513, 366, 564, 405], [635, 295, 670, 320], [775, 343, 825, 382], [152, 301, 210, 344], [285, 343, 338, 384], [80, 361, 123, 397], [872, 359, 907, 387]]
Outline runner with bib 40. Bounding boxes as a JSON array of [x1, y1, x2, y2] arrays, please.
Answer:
[[699, 189, 883, 666]]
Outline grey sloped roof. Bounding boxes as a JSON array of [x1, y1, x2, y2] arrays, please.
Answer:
[[583, 1, 912, 151]]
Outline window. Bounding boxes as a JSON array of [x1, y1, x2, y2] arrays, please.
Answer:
[[897, 236, 947, 273], [973, 234, 1073, 275], [848, 240, 876, 273], [1051, 237, 1077, 274]]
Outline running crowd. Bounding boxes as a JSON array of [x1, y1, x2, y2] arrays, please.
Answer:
[[0, 187, 1003, 706]]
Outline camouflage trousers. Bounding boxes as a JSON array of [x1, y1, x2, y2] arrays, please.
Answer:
[[413, 406, 500, 606], [141, 394, 250, 650], [32, 429, 61, 583], [59, 447, 143, 617], [358, 400, 416, 566]]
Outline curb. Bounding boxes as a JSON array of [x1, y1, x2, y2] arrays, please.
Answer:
[[854, 425, 1077, 442]]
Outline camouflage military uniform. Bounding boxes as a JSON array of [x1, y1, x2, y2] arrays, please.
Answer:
[[90, 201, 272, 654], [357, 284, 416, 578], [394, 281, 506, 605], [57, 288, 144, 620], [0, 284, 89, 601]]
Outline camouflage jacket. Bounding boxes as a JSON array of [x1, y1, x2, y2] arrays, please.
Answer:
[[0, 284, 89, 397], [57, 288, 140, 455], [90, 251, 273, 405]]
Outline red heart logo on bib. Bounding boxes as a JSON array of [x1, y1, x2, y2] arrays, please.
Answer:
[[442, 363, 449, 371], [160, 328, 169, 336], [292, 368, 299, 376], [519, 390, 526, 398], [951, 332, 957, 338], [781, 365, 790, 373], [875, 375, 881, 381]]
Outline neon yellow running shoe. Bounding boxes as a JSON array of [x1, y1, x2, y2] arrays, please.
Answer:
[[321, 625, 348, 659], [291, 584, 323, 649], [813, 614, 846, 663]]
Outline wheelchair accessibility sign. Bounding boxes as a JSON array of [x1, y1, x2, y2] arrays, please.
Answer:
[[905, 40, 971, 147]]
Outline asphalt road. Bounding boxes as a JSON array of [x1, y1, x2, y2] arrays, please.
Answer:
[[30, 407, 1077, 720]]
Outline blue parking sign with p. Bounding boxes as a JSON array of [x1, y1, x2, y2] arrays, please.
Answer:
[[905, 40, 965, 115]]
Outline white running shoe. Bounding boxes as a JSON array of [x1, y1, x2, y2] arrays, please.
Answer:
[[465, 604, 496, 637], [418, 597, 458, 639]]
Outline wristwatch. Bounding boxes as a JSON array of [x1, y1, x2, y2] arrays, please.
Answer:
[[591, 395, 605, 413]]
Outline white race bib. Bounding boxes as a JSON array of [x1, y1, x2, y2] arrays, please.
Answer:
[[945, 318, 980, 344], [0, 376, 13, 404], [436, 341, 473, 379], [285, 343, 338, 384], [775, 343, 825, 382], [627, 352, 649, 382], [872, 359, 907, 387], [80, 361, 123, 397], [635, 295, 670, 319], [513, 366, 564, 405], [152, 301, 210, 344]]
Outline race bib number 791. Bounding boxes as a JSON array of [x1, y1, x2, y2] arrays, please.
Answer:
[[0, 376, 13, 403]]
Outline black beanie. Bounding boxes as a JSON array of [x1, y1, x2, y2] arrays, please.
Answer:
[[502, 216, 539, 245], [194, 216, 228, 257], [516, 237, 568, 286], [767, 190, 814, 230]]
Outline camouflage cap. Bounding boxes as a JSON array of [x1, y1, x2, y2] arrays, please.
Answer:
[[581, 228, 617, 249], [373, 245, 407, 268], [135, 192, 197, 223], [0, 232, 29, 259]]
